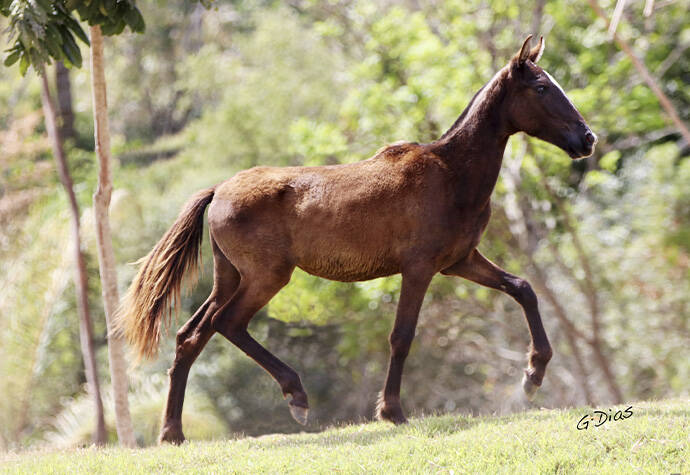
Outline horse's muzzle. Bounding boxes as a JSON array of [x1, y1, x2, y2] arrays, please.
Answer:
[[566, 127, 597, 159]]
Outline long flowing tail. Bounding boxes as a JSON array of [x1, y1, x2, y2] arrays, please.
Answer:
[[114, 186, 215, 361]]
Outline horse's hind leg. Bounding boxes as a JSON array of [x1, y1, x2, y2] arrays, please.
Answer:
[[159, 240, 240, 444], [159, 299, 215, 444], [211, 264, 310, 425]]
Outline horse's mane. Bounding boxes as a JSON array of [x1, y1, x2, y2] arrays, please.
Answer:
[[437, 67, 509, 141], [438, 84, 487, 141]]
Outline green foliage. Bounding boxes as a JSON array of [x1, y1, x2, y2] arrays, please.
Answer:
[[176, 8, 347, 168], [268, 269, 363, 325], [1, 0, 147, 75], [1, 1, 89, 71], [70, 0, 145, 35], [287, 119, 348, 166]]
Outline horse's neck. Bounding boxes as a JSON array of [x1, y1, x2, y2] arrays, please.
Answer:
[[432, 73, 513, 206]]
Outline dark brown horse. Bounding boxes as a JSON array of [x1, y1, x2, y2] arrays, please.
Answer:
[[116, 35, 597, 444]]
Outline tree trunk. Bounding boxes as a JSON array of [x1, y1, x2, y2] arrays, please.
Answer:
[[89, 25, 137, 448], [39, 70, 107, 445], [55, 62, 75, 141]]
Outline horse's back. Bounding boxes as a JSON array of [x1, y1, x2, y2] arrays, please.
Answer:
[[207, 143, 449, 280]]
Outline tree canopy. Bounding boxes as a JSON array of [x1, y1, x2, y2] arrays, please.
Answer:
[[1, 0, 144, 73]]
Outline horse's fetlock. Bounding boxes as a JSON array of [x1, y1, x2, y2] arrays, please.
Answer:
[[279, 371, 304, 397], [530, 345, 553, 367], [540, 346, 553, 363], [524, 366, 544, 386]]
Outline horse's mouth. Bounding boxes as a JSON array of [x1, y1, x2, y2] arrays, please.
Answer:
[[566, 141, 596, 160], [568, 147, 594, 160]]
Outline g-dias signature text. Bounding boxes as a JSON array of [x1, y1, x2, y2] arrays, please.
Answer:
[[577, 406, 633, 430]]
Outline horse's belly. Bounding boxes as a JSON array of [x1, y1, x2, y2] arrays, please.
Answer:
[[296, 251, 400, 282]]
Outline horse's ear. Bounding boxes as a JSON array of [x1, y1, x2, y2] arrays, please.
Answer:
[[514, 34, 533, 66], [529, 36, 544, 63]]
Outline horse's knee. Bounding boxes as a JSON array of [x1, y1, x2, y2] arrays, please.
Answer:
[[513, 278, 535, 300], [506, 277, 537, 305]]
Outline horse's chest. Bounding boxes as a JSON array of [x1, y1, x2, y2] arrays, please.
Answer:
[[442, 203, 492, 264]]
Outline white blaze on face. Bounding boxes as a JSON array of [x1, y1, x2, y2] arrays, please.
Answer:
[[543, 69, 577, 111]]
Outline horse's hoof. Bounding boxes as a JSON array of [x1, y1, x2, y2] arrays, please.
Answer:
[[375, 393, 408, 424], [378, 410, 408, 425], [289, 402, 309, 425], [522, 371, 539, 401], [159, 424, 186, 445]]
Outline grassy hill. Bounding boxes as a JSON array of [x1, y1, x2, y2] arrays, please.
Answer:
[[2, 399, 687, 474]]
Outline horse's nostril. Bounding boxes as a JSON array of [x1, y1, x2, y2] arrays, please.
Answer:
[[585, 131, 596, 145]]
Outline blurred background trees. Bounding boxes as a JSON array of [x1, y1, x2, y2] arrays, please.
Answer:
[[0, 0, 688, 448]]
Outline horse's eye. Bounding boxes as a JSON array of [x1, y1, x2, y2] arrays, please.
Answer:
[[536, 85, 547, 94]]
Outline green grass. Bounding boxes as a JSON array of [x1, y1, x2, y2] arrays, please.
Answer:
[[2, 399, 687, 474]]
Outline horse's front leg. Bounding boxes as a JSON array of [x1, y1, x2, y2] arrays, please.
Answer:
[[442, 249, 552, 399], [377, 268, 434, 424]]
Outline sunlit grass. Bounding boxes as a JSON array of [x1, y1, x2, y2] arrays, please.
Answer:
[[2, 398, 687, 474]]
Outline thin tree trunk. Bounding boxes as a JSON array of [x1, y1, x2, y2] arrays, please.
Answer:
[[55, 62, 75, 141], [89, 25, 137, 448], [40, 70, 107, 445]]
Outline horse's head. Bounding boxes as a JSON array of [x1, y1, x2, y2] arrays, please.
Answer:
[[505, 35, 597, 159]]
